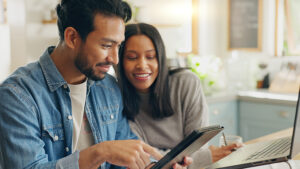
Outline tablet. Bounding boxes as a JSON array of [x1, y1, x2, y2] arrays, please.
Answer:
[[151, 125, 224, 169]]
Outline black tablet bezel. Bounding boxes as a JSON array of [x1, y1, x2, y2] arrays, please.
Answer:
[[151, 125, 224, 169]]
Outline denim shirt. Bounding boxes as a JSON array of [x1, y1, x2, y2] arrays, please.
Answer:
[[0, 47, 137, 169]]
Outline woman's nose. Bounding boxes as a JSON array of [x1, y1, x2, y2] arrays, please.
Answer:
[[136, 58, 147, 69]]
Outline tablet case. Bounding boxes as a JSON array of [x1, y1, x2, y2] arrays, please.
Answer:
[[151, 125, 224, 169]]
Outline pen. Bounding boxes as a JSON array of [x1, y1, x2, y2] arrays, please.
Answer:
[[222, 132, 228, 146], [223, 132, 237, 151]]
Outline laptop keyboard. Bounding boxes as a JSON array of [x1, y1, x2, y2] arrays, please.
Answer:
[[246, 137, 291, 161]]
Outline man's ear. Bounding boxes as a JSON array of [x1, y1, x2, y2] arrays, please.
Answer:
[[64, 27, 81, 49]]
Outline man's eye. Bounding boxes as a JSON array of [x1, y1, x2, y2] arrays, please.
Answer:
[[101, 44, 112, 48]]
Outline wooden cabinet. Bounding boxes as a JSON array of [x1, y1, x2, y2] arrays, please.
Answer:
[[239, 101, 296, 141], [208, 100, 238, 146]]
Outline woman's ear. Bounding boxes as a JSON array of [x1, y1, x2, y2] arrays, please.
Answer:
[[64, 27, 81, 49]]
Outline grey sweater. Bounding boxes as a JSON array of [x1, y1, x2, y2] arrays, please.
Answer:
[[129, 70, 212, 169]]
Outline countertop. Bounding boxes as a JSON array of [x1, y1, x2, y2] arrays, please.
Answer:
[[206, 89, 298, 106]]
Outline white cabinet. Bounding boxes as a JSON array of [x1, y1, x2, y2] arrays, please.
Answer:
[[0, 24, 10, 81], [25, 23, 58, 61], [7, 0, 59, 71]]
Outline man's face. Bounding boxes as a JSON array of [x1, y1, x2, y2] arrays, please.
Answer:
[[75, 13, 125, 80]]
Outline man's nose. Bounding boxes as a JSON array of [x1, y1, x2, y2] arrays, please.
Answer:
[[107, 47, 119, 65]]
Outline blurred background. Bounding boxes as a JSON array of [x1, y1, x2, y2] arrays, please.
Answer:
[[1, 0, 300, 145]]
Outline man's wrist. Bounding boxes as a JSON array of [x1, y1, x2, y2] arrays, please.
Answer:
[[94, 142, 108, 163], [79, 143, 107, 169]]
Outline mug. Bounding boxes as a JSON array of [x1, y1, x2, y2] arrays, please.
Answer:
[[219, 134, 243, 146]]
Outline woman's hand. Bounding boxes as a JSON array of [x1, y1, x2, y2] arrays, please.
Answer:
[[209, 143, 242, 162]]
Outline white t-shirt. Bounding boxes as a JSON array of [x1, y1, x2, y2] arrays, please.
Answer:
[[68, 81, 94, 152]]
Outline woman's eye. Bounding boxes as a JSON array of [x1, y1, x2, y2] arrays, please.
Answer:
[[126, 55, 137, 60], [147, 56, 155, 59]]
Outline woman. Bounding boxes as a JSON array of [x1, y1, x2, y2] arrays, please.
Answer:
[[116, 23, 238, 168]]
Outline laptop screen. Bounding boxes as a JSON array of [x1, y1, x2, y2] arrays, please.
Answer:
[[290, 89, 300, 158]]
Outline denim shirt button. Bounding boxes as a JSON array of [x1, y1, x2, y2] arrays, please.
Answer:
[[54, 135, 59, 141], [67, 115, 73, 120], [110, 114, 114, 119], [65, 147, 69, 152], [63, 84, 68, 89]]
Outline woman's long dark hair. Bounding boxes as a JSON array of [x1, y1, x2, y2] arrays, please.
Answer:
[[117, 23, 174, 120]]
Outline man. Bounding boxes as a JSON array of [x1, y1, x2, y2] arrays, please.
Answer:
[[0, 0, 191, 169]]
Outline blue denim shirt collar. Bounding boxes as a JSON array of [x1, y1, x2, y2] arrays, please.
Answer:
[[39, 46, 67, 92], [39, 46, 95, 92]]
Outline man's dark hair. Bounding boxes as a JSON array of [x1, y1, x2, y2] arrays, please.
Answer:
[[117, 23, 175, 120], [56, 0, 132, 41]]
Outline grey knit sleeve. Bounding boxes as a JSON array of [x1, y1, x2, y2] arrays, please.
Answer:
[[170, 70, 213, 168]]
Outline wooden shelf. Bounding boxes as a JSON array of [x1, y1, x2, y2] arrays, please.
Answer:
[[42, 19, 57, 24]]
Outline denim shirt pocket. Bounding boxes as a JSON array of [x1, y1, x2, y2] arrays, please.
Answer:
[[42, 125, 65, 142], [41, 124, 66, 159], [100, 110, 118, 125], [97, 106, 119, 141]]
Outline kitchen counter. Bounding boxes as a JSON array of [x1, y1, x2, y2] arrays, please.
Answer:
[[206, 89, 298, 106], [206, 91, 238, 103], [238, 90, 298, 106]]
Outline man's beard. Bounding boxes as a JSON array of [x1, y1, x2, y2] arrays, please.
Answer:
[[74, 53, 109, 81], [79, 66, 104, 81]]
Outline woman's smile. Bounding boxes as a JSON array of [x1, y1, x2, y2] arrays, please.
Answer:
[[133, 73, 152, 80]]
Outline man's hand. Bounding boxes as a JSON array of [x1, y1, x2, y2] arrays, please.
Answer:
[[172, 156, 193, 169], [209, 143, 242, 162], [145, 156, 193, 169], [79, 140, 162, 169]]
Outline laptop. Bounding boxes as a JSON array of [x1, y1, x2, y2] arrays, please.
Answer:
[[212, 89, 300, 169]]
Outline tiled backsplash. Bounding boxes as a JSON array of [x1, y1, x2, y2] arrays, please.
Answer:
[[167, 55, 300, 94]]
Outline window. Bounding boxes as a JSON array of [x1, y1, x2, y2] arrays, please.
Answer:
[[283, 0, 300, 55], [0, 0, 7, 24]]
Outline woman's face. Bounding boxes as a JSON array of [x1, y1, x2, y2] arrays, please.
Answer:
[[123, 35, 159, 93]]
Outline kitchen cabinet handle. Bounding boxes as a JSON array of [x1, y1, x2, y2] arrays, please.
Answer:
[[213, 109, 220, 115], [279, 111, 289, 118]]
